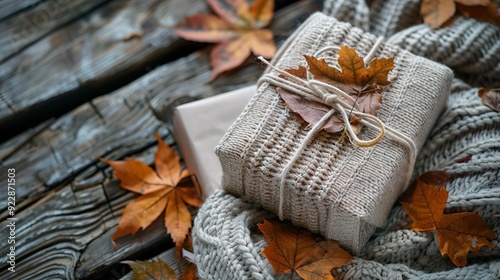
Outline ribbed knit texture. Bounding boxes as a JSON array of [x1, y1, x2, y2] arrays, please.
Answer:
[[192, 3, 500, 280], [215, 12, 453, 255], [323, 0, 500, 80]]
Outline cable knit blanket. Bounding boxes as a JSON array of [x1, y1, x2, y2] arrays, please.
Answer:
[[192, 1, 500, 279]]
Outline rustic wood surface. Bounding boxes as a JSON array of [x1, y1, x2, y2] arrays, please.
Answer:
[[0, 1, 321, 279], [0, 0, 208, 141], [0, 0, 44, 21], [0, 0, 109, 63]]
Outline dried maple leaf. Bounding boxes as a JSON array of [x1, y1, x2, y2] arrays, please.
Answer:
[[258, 219, 353, 280], [123, 258, 176, 280], [421, 0, 500, 29], [303, 46, 394, 115], [478, 88, 500, 111], [181, 263, 199, 280], [174, 0, 276, 80], [457, 1, 500, 25], [101, 134, 201, 251], [401, 171, 495, 267], [401, 178, 448, 231], [277, 87, 361, 134]]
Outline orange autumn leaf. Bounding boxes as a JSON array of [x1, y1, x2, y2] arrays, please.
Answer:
[[436, 212, 495, 267], [181, 263, 199, 280], [421, 0, 500, 29], [303, 46, 394, 115], [174, 0, 276, 80], [478, 88, 500, 111], [296, 240, 354, 280], [258, 219, 353, 280], [101, 134, 201, 251], [401, 178, 448, 231], [401, 171, 495, 267], [122, 258, 177, 280]]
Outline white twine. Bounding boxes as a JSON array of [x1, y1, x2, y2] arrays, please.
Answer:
[[257, 37, 417, 221]]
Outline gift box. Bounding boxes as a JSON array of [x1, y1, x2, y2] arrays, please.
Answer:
[[173, 86, 255, 200], [215, 12, 453, 254]]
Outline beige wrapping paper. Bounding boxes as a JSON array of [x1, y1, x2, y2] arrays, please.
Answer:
[[215, 13, 453, 254], [173, 86, 255, 200]]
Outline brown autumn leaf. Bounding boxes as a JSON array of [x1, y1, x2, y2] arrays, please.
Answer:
[[303, 46, 394, 115], [401, 171, 495, 267], [258, 219, 353, 280], [421, 0, 500, 29], [478, 88, 500, 111], [277, 87, 362, 134], [457, 1, 500, 25], [174, 0, 276, 80], [181, 263, 199, 280], [296, 240, 354, 280], [123, 258, 177, 280], [401, 178, 448, 231], [421, 0, 457, 29], [101, 134, 202, 251]]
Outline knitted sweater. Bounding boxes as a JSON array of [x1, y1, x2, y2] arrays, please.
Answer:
[[193, 1, 500, 279]]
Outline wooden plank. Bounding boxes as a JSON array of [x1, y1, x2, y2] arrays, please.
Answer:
[[0, 0, 43, 21], [0, 2, 320, 278], [0, 0, 109, 63], [0, 0, 319, 214], [0, 0, 208, 142]]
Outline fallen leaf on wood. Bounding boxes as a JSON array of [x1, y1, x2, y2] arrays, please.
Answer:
[[123, 258, 176, 280], [401, 171, 495, 267], [478, 88, 500, 111], [101, 134, 201, 252], [258, 219, 353, 279], [181, 263, 199, 280], [174, 0, 276, 80], [421, 0, 500, 29]]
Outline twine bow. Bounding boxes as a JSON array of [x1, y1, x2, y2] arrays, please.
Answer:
[[257, 37, 418, 221]]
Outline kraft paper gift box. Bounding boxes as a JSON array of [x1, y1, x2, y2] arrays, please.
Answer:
[[215, 12, 453, 254], [173, 86, 255, 200]]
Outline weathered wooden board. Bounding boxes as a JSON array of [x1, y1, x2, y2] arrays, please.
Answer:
[[0, 0, 319, 215], [0, 0, 43, 21], [0, 0, 208, 141], [0, 1, 321, 279], [0, 0, 109, 63]]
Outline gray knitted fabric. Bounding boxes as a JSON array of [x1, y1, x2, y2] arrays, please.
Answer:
[[192, 3, 500, 280], [215, 12, 453, 255], [193, 79, 500, 279], [323, 0, 500, 80]]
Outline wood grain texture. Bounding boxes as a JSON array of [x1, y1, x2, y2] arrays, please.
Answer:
[[0, 0, 318, 214], [0, 0, 108, 63], [0, 0, 43, 21], [0, 0, 207, 139], [0, 1, 320, 278]]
